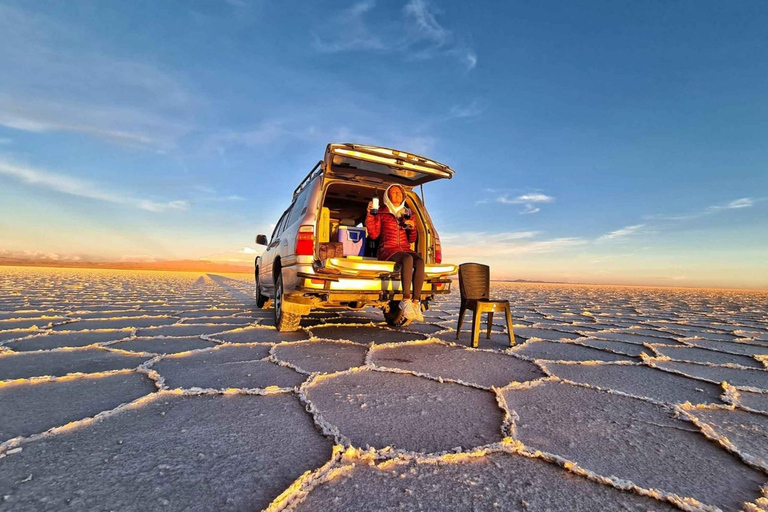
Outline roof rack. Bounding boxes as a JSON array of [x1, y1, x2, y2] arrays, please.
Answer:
[[293, 161, 323, 200]]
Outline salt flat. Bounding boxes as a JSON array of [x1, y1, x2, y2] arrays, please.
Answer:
[[0, 266, 767, 511]]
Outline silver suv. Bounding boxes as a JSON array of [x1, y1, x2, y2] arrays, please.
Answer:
[[255, 143, 457, 331]]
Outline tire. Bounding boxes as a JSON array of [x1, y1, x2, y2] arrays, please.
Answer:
[[274, 271, 302, 332], [255, 268, 268, 308], [383, 300, 408, 327]]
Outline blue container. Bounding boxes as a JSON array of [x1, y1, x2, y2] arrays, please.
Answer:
[[338, 226, 366, 256]]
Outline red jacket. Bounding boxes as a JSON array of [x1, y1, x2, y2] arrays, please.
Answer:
[[365, 206, 417, 261]]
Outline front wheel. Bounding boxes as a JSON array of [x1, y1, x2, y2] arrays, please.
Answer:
[[255, 268, 268, 308], [274, 271, 301, 332]]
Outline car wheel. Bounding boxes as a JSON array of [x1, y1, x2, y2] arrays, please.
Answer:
[[274, 271, 301, 332], [255, 268, 268, 308], [383, 300, 408, 327]]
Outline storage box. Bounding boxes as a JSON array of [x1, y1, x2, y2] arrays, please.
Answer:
[[338, 226, 366, 256], [319, 242, 343, 260]]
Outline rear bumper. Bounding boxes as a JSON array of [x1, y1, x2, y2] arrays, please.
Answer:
[[282, 258, 455, 305]]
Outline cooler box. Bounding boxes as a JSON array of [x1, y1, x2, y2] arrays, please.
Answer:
[[338, 226, 366, 256]]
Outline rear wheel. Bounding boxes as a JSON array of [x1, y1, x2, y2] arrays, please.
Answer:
[[274, 272, 302, 332], [383, 300, 408, 327], [255, 268, 268, 308]]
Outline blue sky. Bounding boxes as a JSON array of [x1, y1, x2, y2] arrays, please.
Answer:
[[0, 0, 766, 288]]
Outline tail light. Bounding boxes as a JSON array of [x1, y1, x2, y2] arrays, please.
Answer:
[[435, 240, 442, 264], [295, 225, 315, 256]]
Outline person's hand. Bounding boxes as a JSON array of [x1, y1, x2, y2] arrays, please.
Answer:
[[403, 219, 415, 229], [367, 201, 373, 213]]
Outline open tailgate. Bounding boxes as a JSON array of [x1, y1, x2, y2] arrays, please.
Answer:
[[325, 143, 454, 186]]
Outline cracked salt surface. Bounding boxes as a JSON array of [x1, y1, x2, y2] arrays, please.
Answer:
[[110, 335, 218, 354], [653, 345, 765, 368], [304, 369, 505, 453], [683, 406, 768, 470], [2, 268, 768, 511], [0, 372, 155, 442], [513, 339, 636, 362], [294, 451, 680, 511], [1, 329, 134, 351], [0, 348, 150, 380], [370, 341, 545, 389], [272, 340, 368, 374], [309, 325, 426, 344], [154, 345, 305, 390], [653, 359, 768, 391], [0, 394, 334, 511], [544, 361, 725, 405], [504, 381, 767, 511], [211, 325, 309, 343]]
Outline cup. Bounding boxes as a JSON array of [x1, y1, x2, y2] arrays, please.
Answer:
[[370, 197, 379, 214]]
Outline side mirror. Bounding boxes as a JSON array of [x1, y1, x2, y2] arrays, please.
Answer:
[[255, 234, 268, 246]]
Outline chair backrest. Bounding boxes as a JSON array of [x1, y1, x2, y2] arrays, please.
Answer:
[[458, 263, 490, 300]]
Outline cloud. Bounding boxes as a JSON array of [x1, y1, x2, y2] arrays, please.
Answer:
[[646, 197, 760, 221], [597, 224, 645, 242], [441, 231, 587, 260], [0, 5, 195, 150], [0, 158, 189, 212], [712, 197, 754, 210], [314, 0, 476, 70], [311, 1, 384, 53], [447, 99, 487, 119], [484, 192, 554, 214]]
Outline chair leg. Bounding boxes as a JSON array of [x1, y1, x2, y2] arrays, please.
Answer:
[[471, 309, 482, 348], [456, 306, 466, 339], [505, 305, 515, 347], [486, 312, 493, 339]]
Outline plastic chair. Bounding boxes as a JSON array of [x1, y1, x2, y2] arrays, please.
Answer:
[[456, 263, 515, 348]]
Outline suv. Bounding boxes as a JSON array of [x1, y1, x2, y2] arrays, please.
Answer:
[[255, 143, 457, 331]]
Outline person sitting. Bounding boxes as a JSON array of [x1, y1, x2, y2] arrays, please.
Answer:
[[365, 184, 425, 323]]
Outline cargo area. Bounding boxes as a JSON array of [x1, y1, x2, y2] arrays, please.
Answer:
[[317, 181, 424, 261], [313, 181, 454, 282]]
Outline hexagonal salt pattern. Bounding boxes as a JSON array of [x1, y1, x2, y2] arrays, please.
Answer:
[[295, 452, 680, 511], [370, 341, 545, 388], [2, 268, 767, 511], [504, 381, 767, 510], [0, 394, 333, 511], [303, 369, 505, 453], [272, 340, 368, 374], [1, 372, 156, 442], [153, 345, 304, 390]]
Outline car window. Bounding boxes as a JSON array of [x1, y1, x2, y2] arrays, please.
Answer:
[[286, 188, 310, 227], [270, 209, 290, 244]]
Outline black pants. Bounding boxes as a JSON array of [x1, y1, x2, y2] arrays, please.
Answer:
[[389, 251, 425, 300]]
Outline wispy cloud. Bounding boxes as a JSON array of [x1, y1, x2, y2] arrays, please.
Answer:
[[0, 158, 188, 212], [646, 197, 759, 222], [0, 5, 194, 151], [481, 192, 555, 214], [711, 197, 754, 210], [597, 224, 645, 242], [314, 0, 476, 70], [447, 99, 487, 120], [442, 231, 586, 260]]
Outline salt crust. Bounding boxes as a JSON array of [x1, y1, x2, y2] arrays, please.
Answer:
[[2, 269, 767, 510]]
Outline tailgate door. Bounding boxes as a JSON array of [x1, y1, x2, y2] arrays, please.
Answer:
[[325, 143, 454, 186]]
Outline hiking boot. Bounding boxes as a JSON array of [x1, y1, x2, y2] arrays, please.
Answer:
[[399, 299, 417, 321], [412, 300, 424, 322]]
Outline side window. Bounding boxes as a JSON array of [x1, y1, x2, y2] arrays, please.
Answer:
[[286, 189, 310, 227], [270, 209, 290, 244]]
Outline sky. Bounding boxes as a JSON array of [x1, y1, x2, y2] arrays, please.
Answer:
[[0, 0, 766, 289]]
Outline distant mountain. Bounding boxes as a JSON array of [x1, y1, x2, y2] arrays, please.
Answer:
[[0, 257, 252, 274]]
